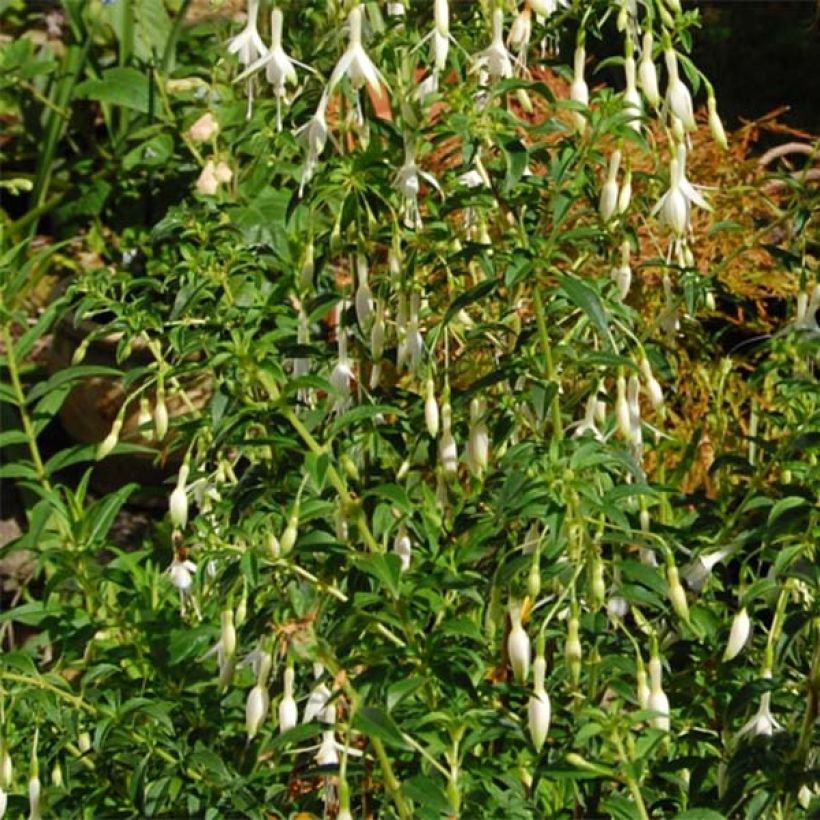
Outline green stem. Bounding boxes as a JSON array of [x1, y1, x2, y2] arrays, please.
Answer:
[[1, 324, 50, 490], [532, 286, 563, 442]]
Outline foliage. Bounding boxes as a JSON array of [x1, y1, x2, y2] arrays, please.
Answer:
[[0, 0, 818, 818]]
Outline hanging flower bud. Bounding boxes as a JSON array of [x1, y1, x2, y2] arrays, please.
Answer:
[[439, 402, 458, 478], [638, 32, 660, 107], [527, 644, 551, 752], [28, 732, 41, 820], [522, 522, 541, 555], [425, 378, 439, 437], [280, 506, 299, 556], [406, 293, 424, 372], [508, 606, 531, 683], [599, 150, 621, 222], [589, 557, 605, 612], [664, 49, 695, 131], [154, 387, 169, 441], [636, 655, 650, 709], [0, 738, 11, 791], [617, 170, 632, 214], [565, 615, 582, 685], [279, 666, 299, 734], [137, 397, 153, 438], [527, 560, 541, 599], [707, 95, 728, 150], [466, 398, 489, 478], [627, 374, 642, 449], [615, 375, 631, 440], [246, 684, 269, 740], [96, 417, 123, 460], [666, 562, 690, 624], [723, 607, 751, 661], [169, 464, 190, 531], [393, 525, 412, 572], [639, 357, 664, 411], [606, 594, 628, 622], [648, 652, 670, 730], [329, 318, 354, 415], [570, 45, 589, 133], [355, 254, 373, 329], [623, 53, 642, 131], [611, 240, 632, 301]]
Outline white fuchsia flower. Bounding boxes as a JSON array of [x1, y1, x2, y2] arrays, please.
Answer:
[[611, 240, 632, 302], [475, 8, 514, 85], [438, 401, 458, 478], [394, 139, 441, 229], [571, 394, 604, 442], [466, 397, 489, 478], [303, 666, 332, 724], [236, 9, 309, 131], [228, 0, 267, 119], [328, 5, 386, 99], [296, 94, 329, 196], [393, 526, 412, 572], [425, 378, 439, 438], [169, 464, 190, 531], [737, 675, 782, 739], [168, 555, 196, 595]]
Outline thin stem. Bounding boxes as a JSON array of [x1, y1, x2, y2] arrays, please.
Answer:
[[532, 286, 563, 442]]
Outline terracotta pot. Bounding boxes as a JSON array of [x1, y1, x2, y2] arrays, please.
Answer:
[[49, 311, 212, 498]]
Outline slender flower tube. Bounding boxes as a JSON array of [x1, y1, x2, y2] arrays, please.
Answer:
[[617, 169, 632, 213], [636, 654, 650, 709], [615, 375, 631, 440], [638, 32, 660, 107], [667, 563, 690, 624], [723, 607, 751, 661], [395, 138, 441, 229], [640, 357, 664, 411], [565, 616, 582, 685], [627, 374, 642, 449], [664, 49, 695, 131]]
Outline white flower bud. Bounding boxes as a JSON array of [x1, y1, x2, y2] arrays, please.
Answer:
[[0, 745, 11, 789], [599, 150, 621, 222], [221, 609, 236, 658], [667, 564, 690, 623], [617, 170, 632, 214], [708, 97, 728, 150], [466, 398, 488, 478], [355, 254, 373, 329], [615, 376, 631, 440], [154, 392, 169, 441], [527, 654, 551, 752], [279, 667, 298, 734], [246, 684, 270, 740], [565, 617, 582, 684], [425, 379, 439, 437], [638, 32, 660, 107], [303, 680, 332, 724], [636, 660, 650, 709], [188, 112, 219, 143], [280, 511, 299, 555], [28, 774, 42, 820], [96, 418, 123, 460], [169, 464, 190, 530], [648, 655, 670, 730], [664, 49, 695, 131], [393, 526, 412, 572], [0, 787, 6, 818], [508, 608, 531, 683], [570, 46, 589, 133], [723, 607, 751, 661], [439, 402, 458, 477]]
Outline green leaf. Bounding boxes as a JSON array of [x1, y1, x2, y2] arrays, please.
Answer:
[[353, 705, 410, 750], [356, 554, 402, 599], [556, 273, 615, 351], [75, 67, 151, 114], [675, 810, 727, 820], [767, 496, 807, 526]]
